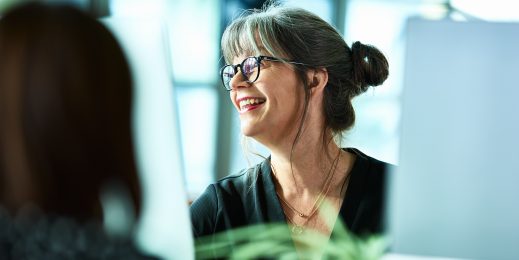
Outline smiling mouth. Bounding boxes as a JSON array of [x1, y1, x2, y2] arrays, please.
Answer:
[[239, 98, 266, 112]]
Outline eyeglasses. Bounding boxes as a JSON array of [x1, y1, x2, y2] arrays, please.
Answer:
[[220, 56, 304, 91]]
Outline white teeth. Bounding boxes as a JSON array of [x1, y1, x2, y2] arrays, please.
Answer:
[[239, 98, 264, 110]]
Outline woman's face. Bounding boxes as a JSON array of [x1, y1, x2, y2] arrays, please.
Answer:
[[228, 53, 305, 146]]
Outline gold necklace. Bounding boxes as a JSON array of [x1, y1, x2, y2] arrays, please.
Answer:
[[281, 172, 336, 235], [276, 162, 336, 218], [272, 150, 342, 235], [285, 162, 353, 236]]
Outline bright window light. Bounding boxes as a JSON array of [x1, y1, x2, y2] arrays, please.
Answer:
[[451, 0, 519, 21]]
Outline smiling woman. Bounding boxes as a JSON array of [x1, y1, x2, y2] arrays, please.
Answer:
[[190, 2, 390, 257]]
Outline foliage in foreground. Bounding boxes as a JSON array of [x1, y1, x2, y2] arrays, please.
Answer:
[[195, 216, 387, 259]]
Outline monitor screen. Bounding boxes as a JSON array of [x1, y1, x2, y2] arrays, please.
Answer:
[[102, 18, 193, 260], [388, 18, 519, 260]]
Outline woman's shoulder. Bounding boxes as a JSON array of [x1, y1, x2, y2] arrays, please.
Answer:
[[191, 158, 269, 207], [346, 147, 392, 173], [341, 148, 392, 235], [344, 147, 393, 190], [212, 158, 270, 193], [190, 158, 272, 238]]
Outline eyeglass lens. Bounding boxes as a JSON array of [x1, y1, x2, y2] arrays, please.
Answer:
[[221, 57, 260, 90]]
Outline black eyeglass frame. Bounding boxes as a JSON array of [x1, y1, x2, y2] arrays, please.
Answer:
[[220, 55, 306, 91]]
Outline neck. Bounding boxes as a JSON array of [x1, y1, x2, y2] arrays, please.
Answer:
[[269, 132, 345, 195]]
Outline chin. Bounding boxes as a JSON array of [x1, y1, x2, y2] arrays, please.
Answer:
[[240, 127, 256, 137], [240, 123, 261, 138]]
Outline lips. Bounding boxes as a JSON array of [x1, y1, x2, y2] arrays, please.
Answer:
[[237, 97, 266, 113]]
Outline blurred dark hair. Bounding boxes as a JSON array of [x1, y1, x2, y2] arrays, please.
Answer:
[[0, 2, 141, 223]]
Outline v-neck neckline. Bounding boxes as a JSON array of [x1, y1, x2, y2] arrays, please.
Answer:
[[263, 148, 368, 231]]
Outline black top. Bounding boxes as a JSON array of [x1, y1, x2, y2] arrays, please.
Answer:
[[190, 148, 390, 239]]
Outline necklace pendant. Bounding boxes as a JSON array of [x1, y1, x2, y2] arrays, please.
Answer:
[[299, 213, 304, 217], [291, 225, 304, 235]]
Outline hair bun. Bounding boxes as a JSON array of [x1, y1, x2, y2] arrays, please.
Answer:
[[351, 41, 389, 95]]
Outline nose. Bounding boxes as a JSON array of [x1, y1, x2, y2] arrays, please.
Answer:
[[229, 70, 250, 90]]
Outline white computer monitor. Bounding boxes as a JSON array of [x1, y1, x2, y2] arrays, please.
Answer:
[[388, 18, 519, 260], [102, 18, 194, 260]]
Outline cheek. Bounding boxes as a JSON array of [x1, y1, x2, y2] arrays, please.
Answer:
[[229, 91, 236, 104], [275, 85, 306, 123], [265, 66, 305, 109], [286, 77, 306, 110], [294, 90, 307, 116]]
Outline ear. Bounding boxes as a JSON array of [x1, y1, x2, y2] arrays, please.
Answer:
[[307, 68, 328, 96]]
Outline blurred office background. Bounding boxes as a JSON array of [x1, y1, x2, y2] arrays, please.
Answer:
[[1, 0, 518, 259]]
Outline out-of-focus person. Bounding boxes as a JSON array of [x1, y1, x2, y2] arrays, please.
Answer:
[[0, 2, 157, 259]]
